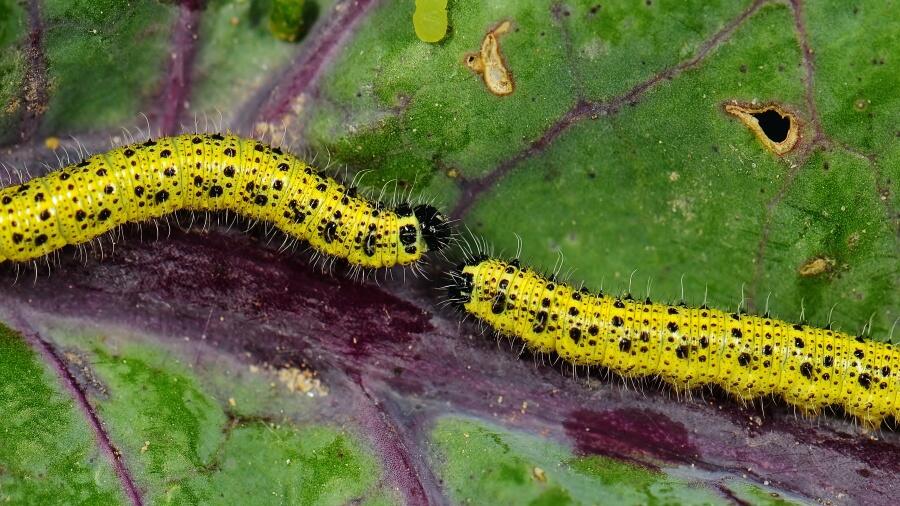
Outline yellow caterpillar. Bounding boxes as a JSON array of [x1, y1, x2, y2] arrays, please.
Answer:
[[0, 133, 451, 268], [449, 256, 899, 428]]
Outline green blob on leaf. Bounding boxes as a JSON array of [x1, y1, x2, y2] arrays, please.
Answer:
[[269, 0, 307, 42], [413, 0, 448, 43]]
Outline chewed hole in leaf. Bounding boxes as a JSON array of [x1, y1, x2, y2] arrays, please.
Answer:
[[751, 109, 790, 142], [724, 102, 800, 156], [464, 21, 514, 96]]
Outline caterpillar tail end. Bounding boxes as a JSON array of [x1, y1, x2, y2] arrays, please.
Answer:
[[414, 204, 452, 253]]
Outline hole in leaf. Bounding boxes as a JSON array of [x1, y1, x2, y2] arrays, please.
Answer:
[[750, 109, 790, 143], [724, 102, 800, 156]]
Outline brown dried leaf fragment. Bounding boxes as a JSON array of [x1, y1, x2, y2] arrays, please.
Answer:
[[725, 102, 800, 156], [798, 256, 835, 277], [465, 21, 514, 96]]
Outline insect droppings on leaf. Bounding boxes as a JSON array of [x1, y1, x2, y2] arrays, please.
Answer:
[[413, 0, 448, 43]]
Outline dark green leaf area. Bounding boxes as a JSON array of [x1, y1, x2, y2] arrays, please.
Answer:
[[310, 0, 577, 181], [806, 2, 900, 152], [40, 0, 174, 130]]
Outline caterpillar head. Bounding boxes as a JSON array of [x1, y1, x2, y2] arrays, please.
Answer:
[[445, 254, 491, 308], [413, 204, 452, 252], [446, 268, 475, 308]]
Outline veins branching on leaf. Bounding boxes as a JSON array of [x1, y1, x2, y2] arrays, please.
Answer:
[[1, 309, 144, 506], [2, 230, 899, 502], [349, 375, 438, 505], [238, 0, 382, 135], [788, 0, 824, 145], [749, 0, 897, 312], [451, 0, 770, 220], [152, 1, 206, 136]]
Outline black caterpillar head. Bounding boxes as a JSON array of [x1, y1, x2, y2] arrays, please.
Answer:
[[414, 204, 452, 252], [446, 267, 475, 308]]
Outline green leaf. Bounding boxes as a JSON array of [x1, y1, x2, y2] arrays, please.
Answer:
[[0, 324, 123, 504], [40, 0, 175, 131], [429, 416, 804, 506], [309, 0, 897, 335], [1, 317, 391, 505], [0, 0, 898, 504]]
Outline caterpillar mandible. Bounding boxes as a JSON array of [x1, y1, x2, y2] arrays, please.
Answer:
[[0, 133, 452, 268], [449, 257, 899, 428]]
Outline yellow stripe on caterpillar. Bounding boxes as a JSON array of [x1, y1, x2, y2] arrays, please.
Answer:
[[448, 256, 899, 428], [0, 133, 451, 268]]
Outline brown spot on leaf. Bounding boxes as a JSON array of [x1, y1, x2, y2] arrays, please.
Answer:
[[724, 102, 800, 156], [464, 20, 514, 96], [798, 256, 835, 277]]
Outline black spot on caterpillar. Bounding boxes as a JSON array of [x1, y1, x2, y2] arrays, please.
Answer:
[[0, 133, 452, 269], [448, 256, 900, 428]]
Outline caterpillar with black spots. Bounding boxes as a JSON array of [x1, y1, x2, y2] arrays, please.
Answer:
[[0, 133, 452, 269], [448, 256, 899, 428]]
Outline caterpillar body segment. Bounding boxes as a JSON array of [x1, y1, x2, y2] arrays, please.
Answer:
[[449, 257, 900, 427], [0, 133, 452, 269]]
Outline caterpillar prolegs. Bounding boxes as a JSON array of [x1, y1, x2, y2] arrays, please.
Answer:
[[449, 257, 900, 428], [0, 133, 452, 268]]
